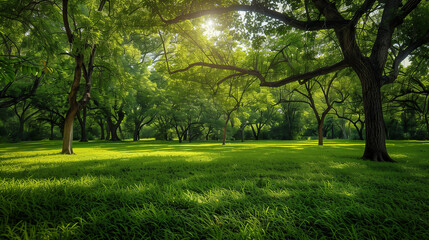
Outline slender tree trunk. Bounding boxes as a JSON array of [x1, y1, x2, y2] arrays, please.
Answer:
[[62, 53, 83, 154], [425, 114, 429, 140], [106, 123, 110, 140], [62, 106, 78, 154], [250, 124, 258, 140], [348, 122, 351, 139], [133, 122, 140, 141], [318, 120, 324, 146], [222, 114, 230, 145], [18, 118, 24, 141], [78, 107, 88, 142], [241, 123, 246, 142], [205, 126, 212, 141], [188, 124, 192, 143], [355, 124, 364, 140], [50, 122, 54, 140], [98, 120, 105, 140], [357, 65, 394, 162]]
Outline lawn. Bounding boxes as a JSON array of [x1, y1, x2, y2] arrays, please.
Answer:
[[0, 139, 428, 239]]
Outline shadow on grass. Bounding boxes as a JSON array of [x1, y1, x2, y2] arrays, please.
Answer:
[[0, 140, 428, 239]]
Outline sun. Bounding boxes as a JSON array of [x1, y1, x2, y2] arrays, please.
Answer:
[[202, 18, 219, 38]]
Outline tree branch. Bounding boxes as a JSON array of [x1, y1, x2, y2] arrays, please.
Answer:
[[384, 28, 429, 84], [350, 0, 376, 26], [62, 0, 73, 43], [260, 60, 349, 87], [392, 0, 422, 28], [161, 4, 349, 31]]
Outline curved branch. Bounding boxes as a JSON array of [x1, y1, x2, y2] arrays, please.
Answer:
[[169, 62, 265, 82], [162, 4, 349, 31], [261, 60, 349, 87], [350, 0, 376, 26], [62, 0, 73, 43], [392, 0, 422, 28], [169, 60, 349, 88], [384, 28, 429, 84]]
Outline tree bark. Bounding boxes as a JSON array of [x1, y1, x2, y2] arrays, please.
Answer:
[[241, 123, 246, 142], [98, 120, 105, 140], [62, 106, 78, 154], [317, 120, 324, 146], [222, 114, 230, 145], [77, 106, 88, 142], [106, 124, 110, 140], [107, 118, 120, 141], [355, 62, 394, 162], [425, 113, 429, 140], [133, 123, 140, 141], [62, 54, 83, 154], [50, 122, 54, 140]]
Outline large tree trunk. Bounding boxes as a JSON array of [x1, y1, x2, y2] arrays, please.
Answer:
[[357, 65, 394, 162], [107, 119, 120, 141]]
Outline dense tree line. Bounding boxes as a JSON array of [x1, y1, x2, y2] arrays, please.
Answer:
[[0, 0, 428, 161]]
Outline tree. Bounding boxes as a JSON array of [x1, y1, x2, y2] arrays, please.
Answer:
[[246, 88, 277, 140], [390, 61, 429, 139], [281, 73, 347, 145], [12, 99, 39, 141], [333, 90, 366, 141], [159, 0, 429, 161]]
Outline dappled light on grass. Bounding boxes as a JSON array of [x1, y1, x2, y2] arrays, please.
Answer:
[[0, 140, 428, 239]]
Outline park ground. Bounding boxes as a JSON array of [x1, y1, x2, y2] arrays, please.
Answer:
[[0, 139, 428, 239]]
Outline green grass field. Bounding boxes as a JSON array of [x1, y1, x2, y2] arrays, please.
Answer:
[[0, 140, 428, 239]]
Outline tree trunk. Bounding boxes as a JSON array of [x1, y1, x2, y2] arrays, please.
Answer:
[[50, 122, 54, 140], [222, 114, 230, 145], [348, 122, 351, 140], [108, 120, 120, 141], [317, 120, 324, 146], [98, 120, 105, 140], [250, 124, 258, 140], [241, 123, 246, 142], [62, 106, 78, 154], [18, 118, 24, 141], [106, 123, 110, 140], [357, 65, 394, 162], [78, 107, 88, 142], [110, 126, 120, 141], [133, 122, 140, 141], [188, 124, 192, 143], [425, 114, 429, 140], [355, 124, 364, 141], [62, 54, 83, 154]]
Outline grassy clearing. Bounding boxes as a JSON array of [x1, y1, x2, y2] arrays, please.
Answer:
[[0, 139, 428, 239]]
